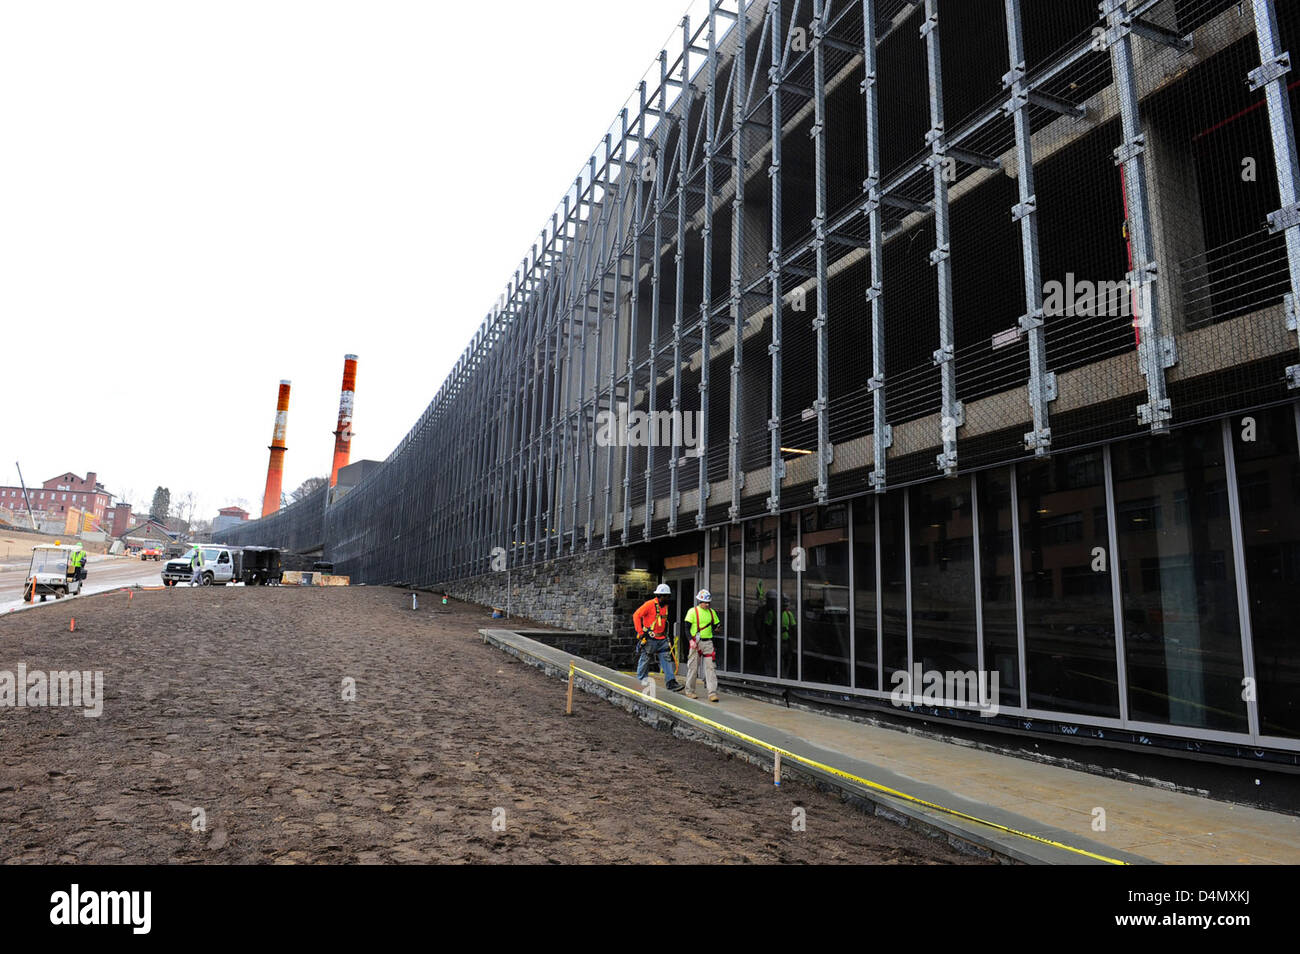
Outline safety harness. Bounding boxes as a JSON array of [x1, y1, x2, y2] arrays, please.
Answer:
[[692, 607, 718, 659]]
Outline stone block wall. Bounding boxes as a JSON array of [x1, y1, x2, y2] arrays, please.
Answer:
[[437, 545, 666, 641]]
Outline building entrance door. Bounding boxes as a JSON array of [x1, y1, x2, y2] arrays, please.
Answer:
[[663, 569, 700, 665]]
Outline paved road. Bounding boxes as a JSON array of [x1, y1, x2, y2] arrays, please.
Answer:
[[0, 555, 173, 614]]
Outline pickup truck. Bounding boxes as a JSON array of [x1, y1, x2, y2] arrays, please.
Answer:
[[161, 545, 242, 586]]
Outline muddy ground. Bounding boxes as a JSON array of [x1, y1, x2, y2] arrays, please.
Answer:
[[0, 586, 989, 864]]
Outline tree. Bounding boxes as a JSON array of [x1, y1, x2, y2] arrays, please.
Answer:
[[150, 487, 171, 523], [290, 476, 328, 502], [177, 491, 197, 528]]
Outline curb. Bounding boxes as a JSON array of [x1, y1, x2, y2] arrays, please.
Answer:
[[480, 627, 1151, 866]]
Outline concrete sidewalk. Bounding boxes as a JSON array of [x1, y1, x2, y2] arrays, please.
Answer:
[[481, 627, 1300, 865]]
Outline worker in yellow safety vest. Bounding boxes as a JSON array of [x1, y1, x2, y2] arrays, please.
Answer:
[[683, 589, 721, 702]]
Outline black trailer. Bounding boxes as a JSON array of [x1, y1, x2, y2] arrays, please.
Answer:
[[239, 546, 282, 585]]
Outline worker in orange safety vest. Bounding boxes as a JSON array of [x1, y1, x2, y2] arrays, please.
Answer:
[[634, 583, 684, 691]]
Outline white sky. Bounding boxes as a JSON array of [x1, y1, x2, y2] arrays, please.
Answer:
[[1, 0, 693, 520]]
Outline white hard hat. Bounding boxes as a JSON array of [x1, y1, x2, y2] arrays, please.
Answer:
[[654, 583, 672, 596], [696, 589, 712, 603]]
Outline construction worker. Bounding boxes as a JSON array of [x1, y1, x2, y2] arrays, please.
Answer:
[[683, 589, 721, 702], [71, 546, 87, 582], [634, 583, 683, 691], [189, 545, 205, 586]]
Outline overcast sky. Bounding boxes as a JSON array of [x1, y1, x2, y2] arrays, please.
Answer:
[[1, 0, 694, 520]]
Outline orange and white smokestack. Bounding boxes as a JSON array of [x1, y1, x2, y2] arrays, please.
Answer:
[[329, 354, 358, 489], [261, 380, 291, 518]]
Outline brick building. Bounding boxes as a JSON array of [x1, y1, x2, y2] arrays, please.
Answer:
[[0, 471, 113, 528]]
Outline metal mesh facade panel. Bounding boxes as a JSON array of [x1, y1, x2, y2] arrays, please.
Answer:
[[215, 0, 1300, 601]]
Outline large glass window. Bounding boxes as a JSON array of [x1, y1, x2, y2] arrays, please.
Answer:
[[1112, 422, 1247, 732], [977, 467, 1021, 708], [725, 524, 742, 672], [1017, 449, 1121, 718], [801, 504, 851, 686], [910, 479, 978, 674], [1233, 405, 1300, 738], [780, 513, 799, 680], [853, 496, 879, 691], [743, 517, 779, 677], [709, 527, 726, 633], [880, 489, 909, 684]]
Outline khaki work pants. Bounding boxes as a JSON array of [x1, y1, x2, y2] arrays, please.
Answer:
[[685, 637, 718, 697]]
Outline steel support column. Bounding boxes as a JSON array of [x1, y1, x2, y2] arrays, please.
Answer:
[[1004, 0, 1055, 454], [697, 7, 719, 531], [1103, 0, 1175, 430], [623, 84, 649, 542], [587, 142, 611, 548], [767, 0, 786, 514], [863, 0, 890, 491], [1249, 0, 1300, 388], [644, 51, 670, 541], [605, 111, 630, 545], [811, 0, 832, 503], [922, 0, 961, 476], [572, 160, 596, 553], [728, 0, 748, 523], [669, 19, 692, 536]]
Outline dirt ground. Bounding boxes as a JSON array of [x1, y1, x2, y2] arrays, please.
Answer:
[[0, 528, 111, 566], [0, 586, 990, 864]]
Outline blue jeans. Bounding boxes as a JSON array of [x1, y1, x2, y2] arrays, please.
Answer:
[[637, 638, 676, 684]]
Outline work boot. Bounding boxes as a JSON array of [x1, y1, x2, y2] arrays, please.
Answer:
[[708, 693, 719, 702], [683, 690, 699, 699]]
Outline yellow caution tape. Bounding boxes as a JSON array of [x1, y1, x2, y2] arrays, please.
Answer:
[[571, 664, 1128, 865]]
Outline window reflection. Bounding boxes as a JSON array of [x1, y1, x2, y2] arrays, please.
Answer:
[[726, 524, 742, 672], [1233, 405, 1300, 738], [978, 468, 1020, 708], [1113, 422, 1246, 731], [1018, 449, 1121, 718], [853, 497, 879, 691], [910, 480, 978, 674], [744, 517, 779, 678], [801, 505, 851, 686], [880, 490, 909, 682]]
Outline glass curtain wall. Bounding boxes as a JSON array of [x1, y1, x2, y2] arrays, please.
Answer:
[[780, 512, 799, 680], [1112, 421, 1247, 732], [707, 402, 1300, 747], [726, 524, 742, 671], [909, 479, 978, 674], [800, 504, 851, 686], [879, 489, 909, 686], [853, 496, 879, 691], [1017, 449, 1121, 718], [977, 468, 1021, 708], [710, 526, 727, 636], [743, 517, 779, 677], [1232, 405, 1300, 738]]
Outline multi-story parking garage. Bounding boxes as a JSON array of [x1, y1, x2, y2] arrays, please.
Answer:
[[218, 0, 1300, 765]]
